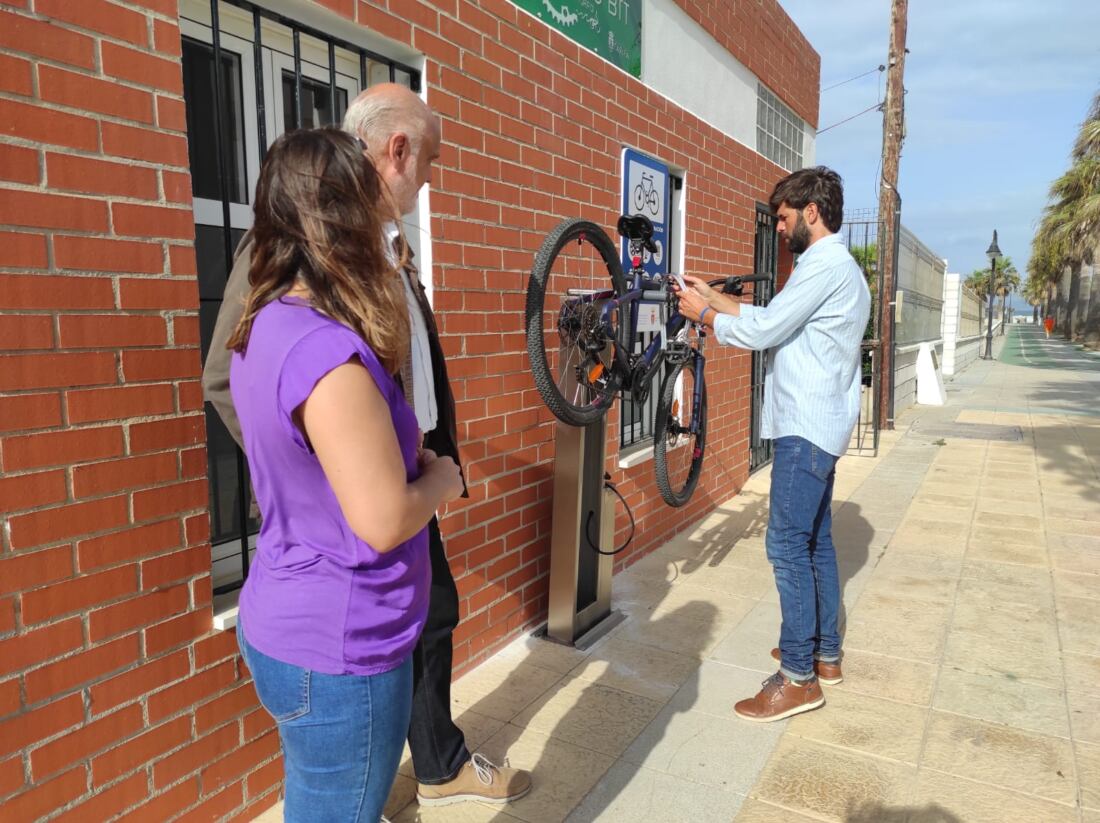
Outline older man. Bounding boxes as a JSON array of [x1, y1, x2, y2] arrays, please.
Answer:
[[679, 166, 870, 722], [202, 83, 531, 807]]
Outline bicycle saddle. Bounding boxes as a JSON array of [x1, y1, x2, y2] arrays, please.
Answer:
[[616, 214, 658, 254]]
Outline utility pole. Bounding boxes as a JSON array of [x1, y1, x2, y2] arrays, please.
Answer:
[[876, 0, 908, 430]]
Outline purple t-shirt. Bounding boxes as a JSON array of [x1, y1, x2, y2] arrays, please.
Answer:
[[230, 297, 429, 675]]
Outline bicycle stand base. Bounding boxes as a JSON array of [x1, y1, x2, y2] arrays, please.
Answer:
[[545, 416, 623, 647]]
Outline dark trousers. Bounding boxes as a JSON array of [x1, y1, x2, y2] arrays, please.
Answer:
[[408, 517, 470, 784]]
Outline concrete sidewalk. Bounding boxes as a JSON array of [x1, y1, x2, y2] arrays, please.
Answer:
[[261, 324, 1100, 822]]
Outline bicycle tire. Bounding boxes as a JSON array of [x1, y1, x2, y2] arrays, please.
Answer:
[[653, 356, 707, 507], [525, 218, 628, 427]]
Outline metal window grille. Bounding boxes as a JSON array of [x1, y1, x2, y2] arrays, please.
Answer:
[[756, 84, 805, 171], [180, 0, 421, 595], [749, 204, 777, 471]]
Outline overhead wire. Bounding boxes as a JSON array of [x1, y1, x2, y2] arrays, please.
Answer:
[[821, 64, 886, 93]]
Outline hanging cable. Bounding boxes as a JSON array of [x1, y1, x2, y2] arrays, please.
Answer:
[[584, 474, 635, 556], [822, 65, 886, 93], [818, 102, 884, 135]]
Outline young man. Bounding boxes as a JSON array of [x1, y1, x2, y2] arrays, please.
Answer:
[[678, 166, 871, 722], [202, 84, 531, 805]]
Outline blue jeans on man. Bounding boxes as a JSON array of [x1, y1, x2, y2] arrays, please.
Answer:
[[766, 435, 841, 682]]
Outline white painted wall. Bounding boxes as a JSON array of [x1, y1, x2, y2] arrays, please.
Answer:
[[641, 0, 814, 166]]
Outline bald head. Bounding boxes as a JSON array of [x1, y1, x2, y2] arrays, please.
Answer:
[[342, 83, 440, 216], [342, 83, 434, 157]]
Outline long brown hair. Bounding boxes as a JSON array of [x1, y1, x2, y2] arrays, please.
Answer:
[[227, 127, 409, 375]]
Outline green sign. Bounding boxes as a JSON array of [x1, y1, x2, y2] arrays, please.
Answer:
[[511, 0, 642, 77]]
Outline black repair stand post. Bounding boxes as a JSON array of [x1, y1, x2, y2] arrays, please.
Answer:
[[545, 414, 626, 649]]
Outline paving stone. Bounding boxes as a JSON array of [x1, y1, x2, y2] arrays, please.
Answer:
[[906, 769, 1077, 823], [932, 668, 1070, 738], [785, 689, 926, 764], [566, 762, 746, 822]]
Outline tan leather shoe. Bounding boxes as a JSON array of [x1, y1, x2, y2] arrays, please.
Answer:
[[734, 672, 825, 722], [770, 648, 843, 684], [417, 753, 532, 807]]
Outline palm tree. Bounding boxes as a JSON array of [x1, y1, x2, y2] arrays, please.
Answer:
[[967, 257, 1019, 334], [1030, 88, 1100, 345]]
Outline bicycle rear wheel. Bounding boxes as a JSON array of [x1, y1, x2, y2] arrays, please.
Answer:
[[526, 218, 628, 427], [653, 356, 707, 507]]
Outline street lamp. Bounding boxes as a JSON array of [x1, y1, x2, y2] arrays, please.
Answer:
[[982, 230, 1002, 359]]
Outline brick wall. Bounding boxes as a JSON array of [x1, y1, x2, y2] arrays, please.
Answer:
[[0, 0, 814, 819]]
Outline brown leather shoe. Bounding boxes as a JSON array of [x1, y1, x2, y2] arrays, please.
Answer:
[[734, 672, 825, 722], [417, 753, 532, 807], [770, 648, 843, 685]]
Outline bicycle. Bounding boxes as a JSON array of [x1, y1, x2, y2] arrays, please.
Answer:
[[525, 214, 771, 507], [632, 172, 660, 216]]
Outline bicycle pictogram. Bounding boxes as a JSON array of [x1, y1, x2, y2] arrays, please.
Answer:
[[633, 171, 660, 216]]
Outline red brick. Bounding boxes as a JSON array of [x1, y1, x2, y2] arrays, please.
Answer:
[[119, 278, 199, 309], [78, 519, 182, 571], [175, 781, 244, 823], [167, 244, 197, 276], [102, 42, 183, 94], [141, 545, 208, 589], [0, 545, 73, 597], [0, 678, 20, 718], [193, 628, 237, 672], [0, 189, 108, 232], [191, 573, 212, 608], [39, 65, 154, 124], [0, 618, 82, 676], [0, 53, 32, 96], [113, 203, 194, 240], [153, 19, 182, 56], [116, 777, 199, 823], [0, 143, 38, 184], [0, 766, 86, 822], [51, 772, 148, 823], [156, 95, 187, 132], [129, 414, 205, 451], [133, 478, 207, 521], [162, 169, 191, 203], [0, 314, 53, 350], [73, 451, 177, 496], [0, 351, 116, 393], [153, 720, 238, 788], [179, 447, 204, 481], [144, 609, 210, 656], [148, 659, 234, 723], [121, 345, 203, 384], [0, 274, 114, 310], [0, 469, 67, 513], [2, 424, 123, 472], [173, 314, 200, 346], [89, 648, 190, 715], [202, 730, 279, 792], [55, 239, 163, 277], [123, 0, 179, 15], [0, 754, 23, 797], [38, 0, 149, 44], [30, 705, 144, 779], [184, 513, 210, 546], [245, 755, 282, 800], [59, 315, 169, 350], [103, 122, 189, 166], [0, 99, 98, 155], [242, 706, 275, 741], [194, 680, 256, 735], [0, 9, 96, 70], [0, 231, 47, 268], [20, 564, 137, 625], [0, 693, 82, 758], [25, 636, 140, 706], [92, 715, 192, 786], [90, 584, 190, 642], [46, 153, 160, 199], [0, 599, 13, 636]]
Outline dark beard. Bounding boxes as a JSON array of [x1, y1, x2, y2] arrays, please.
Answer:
[[786, 214, 811, 254]]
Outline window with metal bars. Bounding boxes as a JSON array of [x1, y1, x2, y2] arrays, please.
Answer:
[[179, 0, 421, 595], [756, 84, 805, 171]]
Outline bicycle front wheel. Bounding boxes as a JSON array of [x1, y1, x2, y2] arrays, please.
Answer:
[[525, 219, 627, 427], [653, 356, 707, 507]]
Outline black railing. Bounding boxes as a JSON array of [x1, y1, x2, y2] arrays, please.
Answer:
[[749, 204, 777, 471], [186, 0, 421, 595]]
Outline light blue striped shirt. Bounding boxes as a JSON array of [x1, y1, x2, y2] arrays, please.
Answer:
[[712, 232, 871, 456]]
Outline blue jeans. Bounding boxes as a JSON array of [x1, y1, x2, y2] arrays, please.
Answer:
[[765, 436, 841, 681], [237, 621, 412, 823]]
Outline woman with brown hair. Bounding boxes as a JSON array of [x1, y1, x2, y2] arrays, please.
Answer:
[[227, 127, 463, 822]]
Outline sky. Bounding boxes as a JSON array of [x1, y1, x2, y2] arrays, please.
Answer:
[[779, 0, 1100, 308]]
